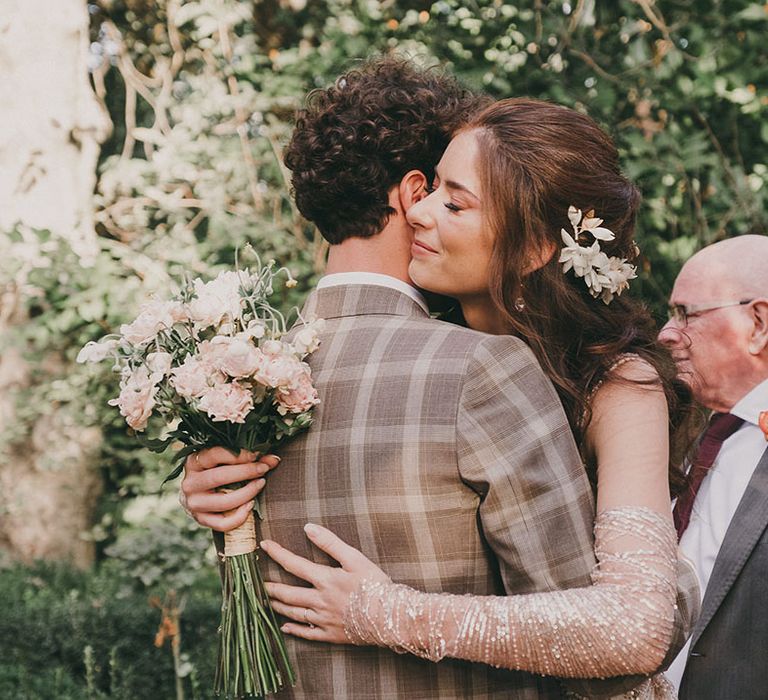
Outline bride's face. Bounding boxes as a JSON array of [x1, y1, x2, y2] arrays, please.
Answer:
[[406, 129, 494, 302]]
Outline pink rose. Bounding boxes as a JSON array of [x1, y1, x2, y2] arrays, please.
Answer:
[[108, 366, 158, 431], [219, 340, 263, 379], [196, 339, 229, 380], [276, 365, 320, 414], [170, 355, 211, 399], [198, 382, 254, 423], [260, 339, 284, 356], [253, 352, 303, 389]]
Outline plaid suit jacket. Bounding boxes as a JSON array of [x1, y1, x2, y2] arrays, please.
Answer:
[[257, 284, 597, 699]]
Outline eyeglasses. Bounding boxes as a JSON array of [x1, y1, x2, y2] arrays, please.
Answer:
[[667, 299, 754, 328]]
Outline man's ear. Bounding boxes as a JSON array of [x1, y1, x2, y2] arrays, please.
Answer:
[[747, 298, 768, 355], [398, 170, 428, 211]]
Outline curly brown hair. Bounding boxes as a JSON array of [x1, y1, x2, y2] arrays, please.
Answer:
[[283, 56, 488, 244], [467, 99, 697, 495]]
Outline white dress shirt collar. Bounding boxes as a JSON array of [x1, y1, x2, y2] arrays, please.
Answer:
[[316, 272, 429, 315], [730, 377, 768, 426]]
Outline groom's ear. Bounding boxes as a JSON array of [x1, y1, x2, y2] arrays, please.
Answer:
[[398, 170, 428, 211]]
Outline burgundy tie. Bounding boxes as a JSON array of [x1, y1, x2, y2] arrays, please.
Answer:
[[673, 412, 745, 540]]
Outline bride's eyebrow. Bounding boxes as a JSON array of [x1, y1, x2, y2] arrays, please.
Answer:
[[446, 180, 481, 203], [433, 166, 481, 202]]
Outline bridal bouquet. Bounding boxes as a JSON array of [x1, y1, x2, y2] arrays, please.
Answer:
[[78, 257, 324, 698]]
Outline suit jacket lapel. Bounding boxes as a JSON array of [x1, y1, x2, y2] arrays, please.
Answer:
[[691, 444, 768, 647], [303, 284, 430, 321]]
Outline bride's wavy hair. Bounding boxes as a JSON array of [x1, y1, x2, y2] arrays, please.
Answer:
[[466, 98, 696, 495]]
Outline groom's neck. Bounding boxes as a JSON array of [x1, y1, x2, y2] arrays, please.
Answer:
[[325, 230, 413, 284]]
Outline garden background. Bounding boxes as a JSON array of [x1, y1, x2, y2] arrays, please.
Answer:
[[0, 1, 766, 698]]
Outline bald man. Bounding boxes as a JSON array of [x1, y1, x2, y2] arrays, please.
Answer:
[[658, 234, 768, 699]]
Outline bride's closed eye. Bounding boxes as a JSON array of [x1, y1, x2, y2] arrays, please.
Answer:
[[425, 176, 464, 212]]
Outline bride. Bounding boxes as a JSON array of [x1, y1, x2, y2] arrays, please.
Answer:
[[259, 98, 699, 697]]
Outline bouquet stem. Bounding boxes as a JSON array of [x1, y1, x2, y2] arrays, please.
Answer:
[[215, 512, 295, 698]]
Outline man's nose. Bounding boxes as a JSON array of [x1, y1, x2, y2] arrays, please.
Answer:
[[658, 318, 682, 346]]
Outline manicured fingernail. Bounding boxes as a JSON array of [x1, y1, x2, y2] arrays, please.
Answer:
[[304, 523, 319, 536], [281, 625, 288, 632]]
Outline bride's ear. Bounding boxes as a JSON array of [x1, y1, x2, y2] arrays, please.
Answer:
[[398, 170, 428, 210], [525, 240, 559, 274]]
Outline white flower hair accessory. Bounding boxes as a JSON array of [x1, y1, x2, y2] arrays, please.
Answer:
[[559, 205, 638, 304]]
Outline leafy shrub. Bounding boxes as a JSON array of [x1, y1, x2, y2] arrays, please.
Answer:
[[0, 561, 222, 699]]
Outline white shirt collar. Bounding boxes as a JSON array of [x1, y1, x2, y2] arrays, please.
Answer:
[[730, 376, 768, 426], [316, 272, 429, 315]]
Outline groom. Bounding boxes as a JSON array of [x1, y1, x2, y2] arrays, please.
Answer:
[[182, 57, 673, 697]]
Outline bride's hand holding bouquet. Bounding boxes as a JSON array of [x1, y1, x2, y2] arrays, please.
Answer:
[[179, 447, 278, 532]]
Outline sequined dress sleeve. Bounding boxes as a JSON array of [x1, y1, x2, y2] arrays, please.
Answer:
[[344, 506, 677, 681]]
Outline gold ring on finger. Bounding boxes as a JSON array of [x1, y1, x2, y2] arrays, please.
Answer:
[[303, 608, 316, 629]]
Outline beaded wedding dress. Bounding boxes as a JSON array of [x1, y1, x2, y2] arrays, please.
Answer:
[[344, 506, 679, 699]]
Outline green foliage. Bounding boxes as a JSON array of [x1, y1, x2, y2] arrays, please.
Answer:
[[0, 561, 220, 699], [102, 510, 215, 594], [0, 226, 306, 565], [273, 0, 767, 308], [1, 226, 176, 545], [89, 0, 767, 310]]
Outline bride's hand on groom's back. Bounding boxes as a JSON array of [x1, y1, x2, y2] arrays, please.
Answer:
[[179, 447, 280, 531], [262, 524, 390, 644]]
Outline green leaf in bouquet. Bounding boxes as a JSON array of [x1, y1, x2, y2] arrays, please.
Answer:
[[162, 443, 199, 485], [136, 433, 177, 453]]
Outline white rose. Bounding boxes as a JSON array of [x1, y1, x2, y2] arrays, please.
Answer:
[[76, 338, 118, 364], [245, 321, 266, 339], [291, 319, 325, 356], [188, 270, 244, 330], [146, 351, 173, 378], [121, 300, 180, 345]]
